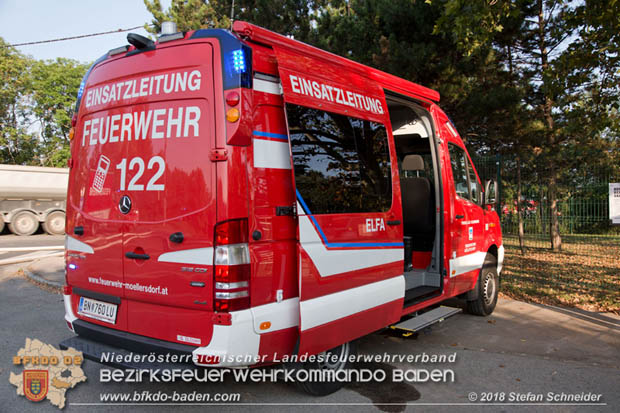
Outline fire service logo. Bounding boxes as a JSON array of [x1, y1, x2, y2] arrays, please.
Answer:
[[23, 370, 49, 402], [9, 338, 87, 409]]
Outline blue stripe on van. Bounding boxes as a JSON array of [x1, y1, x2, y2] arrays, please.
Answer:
[[252, 130, 289, 141], [295, 190, 404, 249]]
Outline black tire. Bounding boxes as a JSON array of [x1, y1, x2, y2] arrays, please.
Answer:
[[8, 211, 39, 236], [295, 341, 357, 396], [466, 254, 499, 316], [42, 211, 66, 235]]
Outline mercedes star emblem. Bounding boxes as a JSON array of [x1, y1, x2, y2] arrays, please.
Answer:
[[119, 195, 132, 214]]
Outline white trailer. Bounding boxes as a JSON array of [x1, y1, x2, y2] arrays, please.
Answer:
[[0, 164, 68, 236]]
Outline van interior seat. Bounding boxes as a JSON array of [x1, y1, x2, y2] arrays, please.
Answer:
[[401, 154, 434, 237]]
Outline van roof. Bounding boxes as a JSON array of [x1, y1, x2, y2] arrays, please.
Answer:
[[232, 21, 440, 103]]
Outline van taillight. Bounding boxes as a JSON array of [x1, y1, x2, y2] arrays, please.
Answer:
[[213, 219, 250, 312]]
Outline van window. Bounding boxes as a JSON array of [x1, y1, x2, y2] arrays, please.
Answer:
[[286, 104, 392, 214], [467, 159, 481, 204], [448, 143, 470, 200]]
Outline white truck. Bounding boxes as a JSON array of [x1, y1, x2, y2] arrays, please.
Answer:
[[0, 164, 68, 236]]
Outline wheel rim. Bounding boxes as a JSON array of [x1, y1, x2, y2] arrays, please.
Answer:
[[16, 215, 36, 234], [483, 273, 496, 305], [49, 214, 65, 233], [317, 342, 350, 370]]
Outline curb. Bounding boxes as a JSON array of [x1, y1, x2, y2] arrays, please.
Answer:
[[23, 267, 64, 293]]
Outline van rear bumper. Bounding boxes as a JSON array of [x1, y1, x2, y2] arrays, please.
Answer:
[[59, 334, 194, 371], [60, 319, 197, 370], [60, 316, 261, 369], [62, 293, 298, 368], [69, 319, 196, 356]]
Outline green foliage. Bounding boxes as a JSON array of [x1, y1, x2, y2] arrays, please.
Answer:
[[30, 58, 89, 167], [144, 0, 222, 32], [0, 38, 37, 165], [144, 0, 322, 40], [0, 37, 88, 167]]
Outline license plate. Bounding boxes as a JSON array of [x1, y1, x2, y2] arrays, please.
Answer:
[[78, 296, 117, 324]]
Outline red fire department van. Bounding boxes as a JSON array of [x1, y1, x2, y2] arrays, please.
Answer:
[[60, 21, 504, 395]]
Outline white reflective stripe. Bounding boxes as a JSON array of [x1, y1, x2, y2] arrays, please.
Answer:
[[251, 297, 299, 334], [253, 77, 282, 95], [497, 245, 505, 274], [253, 139, 291, 170], [215, 290, 249, 299], [65, 235, 94, 254], [63, 294, 77, 323], [298, 211, 403, 277], [449, 251, 487, 277], [300, 275, 404, 331], [157, 247, 213, 265], [192, 309, 260, 367]]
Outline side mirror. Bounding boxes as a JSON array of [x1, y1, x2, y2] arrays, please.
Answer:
[[484, 179, 498, 206]]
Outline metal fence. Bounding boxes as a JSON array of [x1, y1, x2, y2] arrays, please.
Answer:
[[472, 154, 619, 249], [471, 154, 619, 311]]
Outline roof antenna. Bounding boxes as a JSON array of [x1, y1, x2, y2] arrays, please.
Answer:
[[230, 0, 235, 30]]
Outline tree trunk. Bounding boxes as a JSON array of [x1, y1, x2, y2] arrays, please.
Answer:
[[539, 185, 546, 235], [517, 156, 525, 254], [548, 169, 562, 250], [537, 0, 562, 250]]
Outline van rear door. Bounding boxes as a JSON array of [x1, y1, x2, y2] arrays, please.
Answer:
[[273, 46, 405, 356], [70, 41, 217, 345]]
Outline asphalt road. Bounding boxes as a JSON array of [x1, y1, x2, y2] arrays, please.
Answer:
[[1, 257, 619, 412], [0, 234, 64, 261]]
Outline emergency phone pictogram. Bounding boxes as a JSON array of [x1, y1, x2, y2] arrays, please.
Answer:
[[92, 155, 110, 193]]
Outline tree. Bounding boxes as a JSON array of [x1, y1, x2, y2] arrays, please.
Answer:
[[144, 0, 322, 41], [1, 37, 88, 167], [0, 38, 38, 165], [30, 58, 89, 167], [436, 0, 620, 250]]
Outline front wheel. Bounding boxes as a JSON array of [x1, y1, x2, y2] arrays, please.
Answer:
[[467, 254, 499, 316], [295, 341, 357, 396]]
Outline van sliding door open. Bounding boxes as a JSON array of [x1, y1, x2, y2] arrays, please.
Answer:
[[273, 46, 405, 355]]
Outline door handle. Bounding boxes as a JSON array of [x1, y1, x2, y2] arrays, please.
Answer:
[[455, 215, 465, 219], [387, 220, 401, 226], [169, 232, 184, 243], [125, 252, 150, 260]]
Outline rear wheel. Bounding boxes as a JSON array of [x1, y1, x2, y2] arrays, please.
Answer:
[[466, 254, 499, 316], [296, 341, 356, 396], [9, 211, 39, 236], [42, 211, 65, 235]]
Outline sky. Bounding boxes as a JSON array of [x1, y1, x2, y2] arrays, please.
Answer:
[[0, 0, 171, 63]]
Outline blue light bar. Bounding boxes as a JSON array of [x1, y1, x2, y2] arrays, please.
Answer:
[[77, 78, 86, 100], [232, 49, 246, 73], [190, 29, 252, 89]]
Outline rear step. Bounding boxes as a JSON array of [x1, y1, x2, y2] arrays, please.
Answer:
[[390, 306, 462, 335]]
